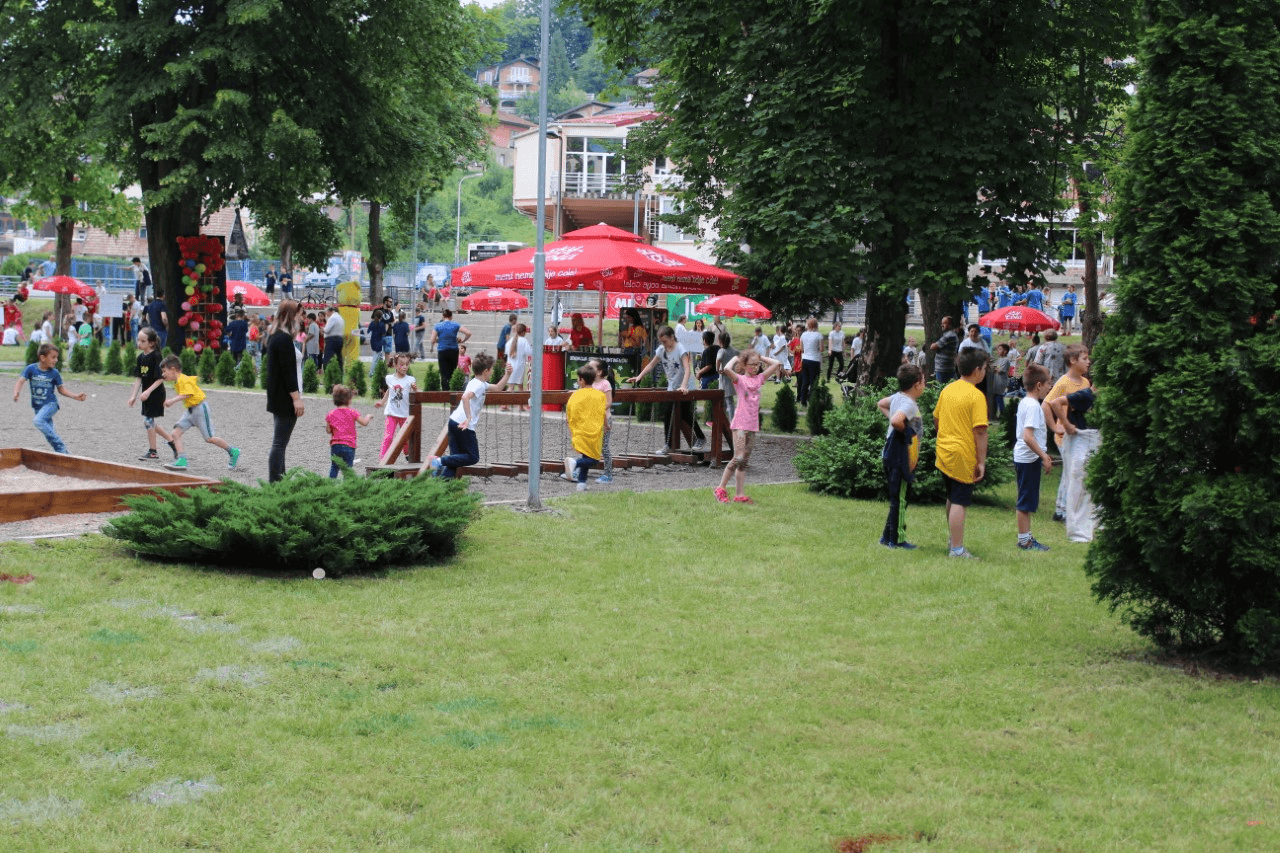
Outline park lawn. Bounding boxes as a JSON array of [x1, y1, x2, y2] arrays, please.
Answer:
[[1, 480, 1276, 852]]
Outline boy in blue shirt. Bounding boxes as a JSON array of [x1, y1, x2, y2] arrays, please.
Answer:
[[12, 343, 87, 454]]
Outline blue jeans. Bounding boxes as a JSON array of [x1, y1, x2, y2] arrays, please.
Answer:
[[574, 455, 598, 483], [33, 401, 67, 454], [329, 443, 355, 478], [438, 419, 478, 478]]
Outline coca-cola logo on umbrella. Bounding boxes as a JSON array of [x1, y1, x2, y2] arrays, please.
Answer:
[[635, 248, 685, 267], [546, 245, 586, 262]]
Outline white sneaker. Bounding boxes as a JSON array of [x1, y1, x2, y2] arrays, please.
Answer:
[[576, 482, 587, 492], [658, 445, 671, 455], [691, 439, 708, 453]]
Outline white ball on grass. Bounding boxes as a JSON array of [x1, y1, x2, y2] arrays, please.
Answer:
[[312, 568, 325, 580]]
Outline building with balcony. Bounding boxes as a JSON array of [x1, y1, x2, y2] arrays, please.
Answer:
[[476, 58, 541, 113]]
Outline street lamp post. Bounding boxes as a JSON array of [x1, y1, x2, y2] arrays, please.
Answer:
[[454, 171, 484, 266]]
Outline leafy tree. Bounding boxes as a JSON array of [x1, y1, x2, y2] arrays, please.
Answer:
[[1085, 0, 1280, 666], [581, 0, 1083, 385]]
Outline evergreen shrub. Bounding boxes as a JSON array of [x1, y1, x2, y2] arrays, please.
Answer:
[[24, 339, 37, 364], [794, 380, 1013, 503], [370, 358, 389, 398], [105, 340, 123, 375], [449, 365, 467, 391], [420, 363, 440, 392], [806, 382, 834, 436], [323, 357, 343, 392], [1085, 0, 1280, 666], [346, 360, 367, 397], [215, 350, 237, 385], [259, 351, 270, 389], [236, 354, 257, 388], [771, 383, 797, 432], [123, 343, 136, 373], [69, 345, 87, 372], [302, 359, 319, 393], [86, 339, 102, 373], [103, 470, 482, 574], [180, 347, 198, 376], [198, 348, 217, 383]]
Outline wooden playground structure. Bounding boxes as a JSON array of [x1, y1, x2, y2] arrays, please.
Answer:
[[369, 388, 734, 479]]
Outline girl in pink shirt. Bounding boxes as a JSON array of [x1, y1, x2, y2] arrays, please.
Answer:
[[714, 350, 783, 503], [325, 384, 371, 477]]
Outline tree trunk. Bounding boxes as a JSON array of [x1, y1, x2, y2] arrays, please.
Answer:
[[278, 222, 293, 281], [54, 192, 75, 325], [145, 189, 203, 353], [1079, 195, 1104, 350], [366, 202, 385, 305], [864, 285, 908, 387], [920, 289, 954, 356]]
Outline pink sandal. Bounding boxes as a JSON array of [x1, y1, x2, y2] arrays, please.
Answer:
[[714, 487, 730, 503], [732, 495, 754, 504]]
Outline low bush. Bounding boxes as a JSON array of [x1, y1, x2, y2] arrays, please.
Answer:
[[216, 350, 237, 385], [123, 343, 136, 373], [24, 339, 37, 365], [771, 383, 797, 432], [419, 363, 440, 392], [794, 380, 1013, 503], [323, 356, 343, 392], [198, 348, 217, 383], [370, 358, 389, 398], [180, 347, 198, 377], [302, 359, 319, 393], [346, 360, 367, 397], [69, 344, 87, 372], [103, 470, 482, 574], [259, 351, 270, 390], [449, 365, 467, 391], [86, 339, 103, 373], [806, 382, 833, 436], [105, 341, 123, 375], [236, 354, 257, 388]]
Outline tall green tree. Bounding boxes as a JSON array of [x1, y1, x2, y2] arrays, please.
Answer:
[[580, 0, 1064, 384], [1086, 0, 1280, 666]]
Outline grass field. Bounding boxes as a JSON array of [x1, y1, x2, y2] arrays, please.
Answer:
[[1, 478, 1276, 852]]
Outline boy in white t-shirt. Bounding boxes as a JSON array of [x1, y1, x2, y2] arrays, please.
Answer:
[[427, 352, 513, 478], [1013, 362, 1054, 551]]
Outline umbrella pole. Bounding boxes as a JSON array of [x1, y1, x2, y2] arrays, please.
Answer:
[[597, 290, 604, 347]]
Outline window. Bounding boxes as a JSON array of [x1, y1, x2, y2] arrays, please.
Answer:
[[509, 66, 530, 83], [657, 197, 694, 243], [138, 226, 148, 239], [74, 228, 88, 242]]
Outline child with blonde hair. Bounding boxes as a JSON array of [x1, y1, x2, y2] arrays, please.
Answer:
[[377, 353, 417, 458], [326, 384, 372, 477], [714, 349, 783, 503]]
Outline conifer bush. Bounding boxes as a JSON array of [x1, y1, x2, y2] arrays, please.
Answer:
[[24, 339, 37, 365], [346, 360, 367, 397], [180, 347, 198, 376], [794, 380, 1012, 503], [419, 363, 440, 392], [123, 343, 136, 373], [236, 354, 257, 388], [449, 365, 467, 391], [303, 359, 320, 393], [805, 382, 834, 436], [69, 344, 87, 372], [198, 348, 217, 383], [103, 471, 482, 574], [86, 339, 103, 373], [323, 357, 343, 393], [1085, 0, 1280, 666], [259, 351, 270, 389], [771, 383, 797, 432], [105, 340, 123, 375], [369, 358, 389, 398], [215, 350, 237, 385]]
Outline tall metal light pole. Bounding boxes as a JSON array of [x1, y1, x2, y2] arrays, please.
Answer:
[[454, 171, 484, 266], [527, 0, 552, 509]]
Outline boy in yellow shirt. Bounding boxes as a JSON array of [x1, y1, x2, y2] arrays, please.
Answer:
[[160, 355, 241, 471], [933, 347, 989, 558], [561, 364, 608, 492]]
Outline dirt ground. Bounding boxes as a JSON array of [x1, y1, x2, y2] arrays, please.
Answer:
[[0, 372, 808, 539]]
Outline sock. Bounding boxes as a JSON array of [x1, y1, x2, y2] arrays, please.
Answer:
[[1018, 532, 1031, 545]]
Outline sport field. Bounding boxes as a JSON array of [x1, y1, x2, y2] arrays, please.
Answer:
[[0, 482, 1276, 852]]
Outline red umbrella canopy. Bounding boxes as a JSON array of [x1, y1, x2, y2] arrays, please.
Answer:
[[979, 305, 1061, 333], [32, 275, 94, 299], [451, 226, 748, 295], [694, 294, 771, 320], [226, 280, 271, 306], [461, 288, 529, 312]]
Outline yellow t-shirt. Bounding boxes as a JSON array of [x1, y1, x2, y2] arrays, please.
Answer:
[[933, 379, 988, 484], [174, 373, 206, 409], [566, 386, 608, 460], [1045, 373, 1091, 448]]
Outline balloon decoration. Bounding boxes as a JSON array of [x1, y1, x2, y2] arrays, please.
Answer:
[[175, 235, 226, 354]]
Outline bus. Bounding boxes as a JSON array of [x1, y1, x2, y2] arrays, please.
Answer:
[[467, 241, 525, 263]]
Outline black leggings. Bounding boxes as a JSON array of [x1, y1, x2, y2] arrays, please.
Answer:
[[269, 413, 297, 483], [663, 400, 705, 448], [827, 351, 845, 381], [438, 348, 459, 389]]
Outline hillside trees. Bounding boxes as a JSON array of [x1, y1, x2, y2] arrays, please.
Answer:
[[1085, 0, 1280, 666]]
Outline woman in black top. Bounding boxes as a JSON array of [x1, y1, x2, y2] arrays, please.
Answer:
[[265, 300, 305, 482]]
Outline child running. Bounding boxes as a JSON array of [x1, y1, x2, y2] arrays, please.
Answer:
[[159, 354, 241, 471], [1013, 363, 1054, 551], [326, 384, 372, 478], [127, 327, 177, 461], [12, 343, 86, 454], [377, 353, 418, 458], [560, 364, 609, 492], [427, 353, 513, 478], [877, 363, 926, 548], [714, 349, 783, 503]]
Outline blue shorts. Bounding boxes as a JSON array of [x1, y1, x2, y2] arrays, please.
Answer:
[[942, 473, 974, 507], [1015, 460, 1043, 513]]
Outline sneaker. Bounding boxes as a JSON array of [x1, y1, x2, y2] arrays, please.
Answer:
[[896, 542, 919, 550], [1052, 512, 1065, 522], [714, 487, 730, 503], [576, 482, 587, 492], [691, 439, 708, 453], [138, 449, 158, 460], [165, 456, 189, 471], [596, 474, 614, 484], [658, 445, 671, 455], [948, 547, 977, 559], [732, 495, 754, 504], [1019, 537, 1051, 552], [227, 447, 241, 470], [426, 456, 441, 471], [879, 537, 897, 549], [167, 440, 178, 458], [558, 472, 572, 482]]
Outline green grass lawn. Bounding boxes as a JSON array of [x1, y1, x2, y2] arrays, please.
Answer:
[[1, 479, 1276, 851]]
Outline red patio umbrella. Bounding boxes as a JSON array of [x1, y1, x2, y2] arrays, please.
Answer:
[[450, 224, 749, 296], [979, 305, 1061, 333], [226, 280, 271, 306], [461, 288, 529, 312], [694, 294, 771, 320], [32, 275, 94, 299]]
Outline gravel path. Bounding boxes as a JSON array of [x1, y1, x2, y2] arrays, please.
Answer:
[[0, 370, 808, 538]]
